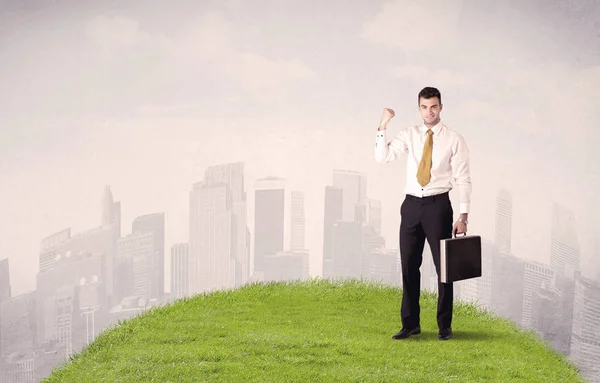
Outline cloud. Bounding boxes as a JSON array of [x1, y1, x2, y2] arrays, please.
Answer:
[[84, 15, 151, 59], [229, 53, 315, 98], [160, 11, 236, 62], [361, 0, 463, 53], [83, 11, 316, 102], [391, 65, 473, 88]]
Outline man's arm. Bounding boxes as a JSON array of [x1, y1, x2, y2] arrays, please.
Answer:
[[374, 108, 408, 163], [374, 128, 409, 163], [450, 133, 472, 217]]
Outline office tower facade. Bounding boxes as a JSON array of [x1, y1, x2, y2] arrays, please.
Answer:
[[0, 258, 10, 303], [190, 162, 249, 293], [116, 233, 155, 300], [491, 253, 525, 326], [290, 191, 305, 251], [322, 186, 343, 279], [550, 203, 580, 279], [132, 213, 165, 299], [332, 170, 366, 223], [367, 199, 382, 235], [171, 243, 189, 299], [570, 276, 600, 382], [494, 189, 512, 255], [102, 185, 121, 238], [204, 162, 250, 287], [0, 258, 9, 362], [331, 221, 363, 279], [522, 261, 555, 328], [253, 177, 285, 277]]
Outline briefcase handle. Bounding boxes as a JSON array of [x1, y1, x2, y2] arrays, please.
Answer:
[[452, 229, 467, 238]]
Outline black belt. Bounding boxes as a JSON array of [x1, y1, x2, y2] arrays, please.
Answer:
[[405, 191, 449, 202]]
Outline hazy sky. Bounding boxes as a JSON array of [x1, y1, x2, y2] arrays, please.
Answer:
[[1, 0, 599, 295]]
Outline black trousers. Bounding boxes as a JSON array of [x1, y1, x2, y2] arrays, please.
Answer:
[[399, 191, 454, 330]]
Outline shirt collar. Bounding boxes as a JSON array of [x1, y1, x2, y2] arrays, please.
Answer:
[[420, 120, 443, 136]]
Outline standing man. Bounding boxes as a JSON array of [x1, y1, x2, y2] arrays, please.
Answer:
[[374, 87, 471, 341]]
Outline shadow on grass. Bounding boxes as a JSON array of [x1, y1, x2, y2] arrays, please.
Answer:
[[392, 330, 496, 342]]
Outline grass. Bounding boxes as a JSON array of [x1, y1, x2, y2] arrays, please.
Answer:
[[44, 278, 585, 382]]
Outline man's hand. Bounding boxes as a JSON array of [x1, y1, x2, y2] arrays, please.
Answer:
[[378, 108, 395, 130], [453, 214, 468, 236], [453, 220, 467, 235]]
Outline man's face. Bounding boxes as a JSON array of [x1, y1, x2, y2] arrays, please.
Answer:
[[419, 97, 442, 126]]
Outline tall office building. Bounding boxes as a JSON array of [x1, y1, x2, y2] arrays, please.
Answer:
[[0, 258, 10, 303], [132, 213, 165, 299], [101, 185, 121, 300], [367, 199, 382, 235], [1, 292, 36, 381], [290, 191, 306, 251], [331, 221, 363, 279], [102, 185, 121, 238], [322, 186, 343, 279], [494, 189, 512, 256], [550, 203, 580, 279], [0, 258, 9, 361], [570, 276, 600, 382], [522, 261, 555, 328], [1, 292, 37, 355], [36, 249, 105, 347], [206, 162, 250, 288], [171, 243, 189, 299], [189, 162, 249, 293], [253, 177, 285, 278], [38, 228, 72, 272], [190, 181, 234, 293], [116, 233, 155, 300], [491, 253, 525, 326], [332, 170, 367, 223], [530, 283, 564, 354]]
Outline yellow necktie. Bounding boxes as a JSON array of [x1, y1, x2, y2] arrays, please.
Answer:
[[417, 129, 433, 186]]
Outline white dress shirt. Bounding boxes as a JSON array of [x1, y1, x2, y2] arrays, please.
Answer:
[[374, 120, 472, 214]]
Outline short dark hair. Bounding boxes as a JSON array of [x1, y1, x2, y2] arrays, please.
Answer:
[[418, 87, 442, 105]]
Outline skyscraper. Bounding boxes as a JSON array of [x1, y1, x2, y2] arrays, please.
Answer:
[[550, 203, 580, 278], [570, 276, 600, 381], [205, 162, 250, 288], [102, 185, 121, 238], [290, 191, 305, 251], [171, 243, 189, 299], [522, 261, 555, 328], [322, 186, 343, 279], [190, 181, 233, 293], [0, 258, 10, 303], [332, 170, 367, 223], [494, 188, 512, 256], [367, 198, 382, 235], [253, 177, 285, 278], [101, 185, 121, 300], [189, 162, 249, 293], [0, 257, 10, 361], [132, 212, 165, 299]]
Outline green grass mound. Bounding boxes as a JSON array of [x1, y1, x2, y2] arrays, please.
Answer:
[[45, 278, 584, 382]]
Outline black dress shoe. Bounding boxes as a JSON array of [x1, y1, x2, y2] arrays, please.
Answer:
[[438, 327, 452, 340], [392, 326, 421, 340]]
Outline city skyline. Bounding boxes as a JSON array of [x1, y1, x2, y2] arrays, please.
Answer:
[[1, 161, 599, 381], [2, 163, 598, 297]]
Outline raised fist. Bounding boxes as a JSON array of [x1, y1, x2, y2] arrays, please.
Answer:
[[379, 108, 395, 128]]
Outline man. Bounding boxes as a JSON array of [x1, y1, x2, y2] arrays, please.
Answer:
[[374, 86, 471, 341]]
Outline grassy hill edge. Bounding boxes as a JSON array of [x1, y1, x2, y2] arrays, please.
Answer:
[[44, 278, 586, 382]]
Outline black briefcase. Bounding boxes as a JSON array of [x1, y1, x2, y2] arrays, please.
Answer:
[[439, 232, 482, 283]]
